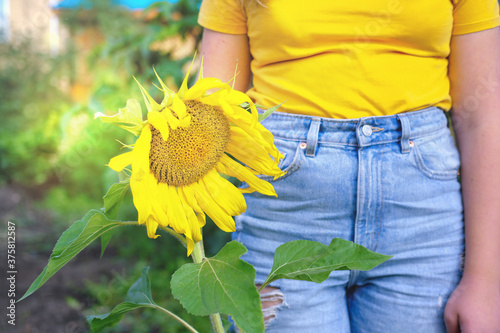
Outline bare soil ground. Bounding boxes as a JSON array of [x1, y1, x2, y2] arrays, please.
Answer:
[[0, 185, 122, 333]]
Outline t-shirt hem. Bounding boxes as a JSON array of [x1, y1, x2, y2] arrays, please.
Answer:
[[197, 15, 248, 35], [452, 17, 500, 35]]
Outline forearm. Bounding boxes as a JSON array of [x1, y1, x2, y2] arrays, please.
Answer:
[[449, 27, 500, 286], [200, 28, 252, 92], [453, 112, 500, 284]]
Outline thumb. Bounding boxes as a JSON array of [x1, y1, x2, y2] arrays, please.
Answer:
[[444, 304, 460, 333]]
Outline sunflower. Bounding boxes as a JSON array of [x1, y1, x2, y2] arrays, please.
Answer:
[[95, 62, 284, 255]]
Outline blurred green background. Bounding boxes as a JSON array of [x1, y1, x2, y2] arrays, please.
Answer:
[[0, 0, 230, 331]]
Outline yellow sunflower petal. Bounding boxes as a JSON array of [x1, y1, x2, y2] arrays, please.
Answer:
[[153, 67, 175, 106], [179, 186, 207, 228], [225, 114, 280, 161], [230, 122, 283, 164], [133, 172, 168, 226], [217, 154, 277, 197], [220, 101, 258, 128], [145, 217, 160, 239], [134, 77, 162, 113], [163, 184, 189, 235], [159, 106, 190, 130], [171, 94, 188, 119], [181, 201, 202, 242], [178, 193, 202, 256], [191, 181, 236, 232], [224, 89, 258, 119], [184, 78, 229, 100], [226, 127, 282, 176], [223, 104, 254, 126], [198, 56, 204, 81], [178, 56, 196, 99], [130, 172, 152, 225], [94, 99, 146, 136], [218, 96, 238, 118], [197, 86, 231, 106], [186, 238, 195, 257], [202, 169, 246, 216], [108, 151, 134, 172], [132, 126, 152, 171], [147, 111, 169, 140]]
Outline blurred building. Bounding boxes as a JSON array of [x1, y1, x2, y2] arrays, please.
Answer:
[[54, 0, 167, 10], [1, 0, 194, 102], [50, 0, 175, 101], [0, 0, 66, 54], [0, 0, 170, 51], [0, 0, 175, 102]]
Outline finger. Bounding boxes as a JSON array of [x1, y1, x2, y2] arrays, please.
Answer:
[[444, 313, 460, 333]]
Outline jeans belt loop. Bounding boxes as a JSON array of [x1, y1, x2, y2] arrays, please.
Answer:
[[306, 117, 321, 157], [398, 114, 411, 154]]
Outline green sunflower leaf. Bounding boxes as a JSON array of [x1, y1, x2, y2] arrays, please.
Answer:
[[261, 238, 393, 289], [240, 101, 285, 122], [18, 210, 133, 302], [102, 180, 130, 219], [100, 180, 130, 257], [171, 241, 264, 333], [258, 101, 285, 122], [87, 267, 198, 333], [94, 98, 146, 136]]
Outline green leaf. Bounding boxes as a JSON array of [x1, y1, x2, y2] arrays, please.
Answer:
[[240, 101, 285, 122], [94, 98, 146, 136], [258, 101, 285, 122], [88, 302, 147, 332], [87, 267, 155, 332], [100, 231, 114, 259], [100, 181, 130, 257], [171, 241, 264, 333], [102, 181, 130, 219], [18, 210, 132, 302], [262, 238, 393, 288], [87, 267, 198, 333]]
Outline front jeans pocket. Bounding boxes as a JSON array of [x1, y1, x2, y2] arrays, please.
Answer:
[[411, 129, 460, 180], [259, 138, 305, 183]]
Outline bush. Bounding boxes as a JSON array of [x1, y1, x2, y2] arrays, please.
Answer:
[[0, 38, 72, 185]]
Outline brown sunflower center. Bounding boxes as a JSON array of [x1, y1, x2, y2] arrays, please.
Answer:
[[149, 100, 230, 186]]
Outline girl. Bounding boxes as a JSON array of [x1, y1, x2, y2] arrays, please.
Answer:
[[197, 1, 500, 331]]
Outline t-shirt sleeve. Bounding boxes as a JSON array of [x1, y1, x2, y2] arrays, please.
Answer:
[[198, 0, 248, 34], [453, 0, 500, 35]]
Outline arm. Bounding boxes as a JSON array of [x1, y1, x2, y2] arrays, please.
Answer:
[[200, 28, 252, 92], [445, 26, 500, 333]]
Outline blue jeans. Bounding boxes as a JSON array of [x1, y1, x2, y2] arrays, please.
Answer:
[[233, 107, 464, 332]]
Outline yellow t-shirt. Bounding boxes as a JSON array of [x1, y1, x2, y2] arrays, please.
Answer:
[[198, 0, 500, 118]]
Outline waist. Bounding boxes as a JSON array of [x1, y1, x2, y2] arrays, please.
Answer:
[[260, 106, 449, 147]]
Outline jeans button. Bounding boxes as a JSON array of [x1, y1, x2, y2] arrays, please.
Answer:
[[362, 125, 373, 136]]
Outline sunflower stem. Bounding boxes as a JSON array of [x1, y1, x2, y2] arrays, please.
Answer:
[[191, 241, 225, 333], [158, 225, 188, 248], [149, 304, 200, 333], [209, 313, 225, 333]]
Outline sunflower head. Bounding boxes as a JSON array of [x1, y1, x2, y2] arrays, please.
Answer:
[[97, 60, 284, 255], [149, 100, 230, 186]]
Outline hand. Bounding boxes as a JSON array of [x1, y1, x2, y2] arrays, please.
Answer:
[[444, 275, 500, 333]]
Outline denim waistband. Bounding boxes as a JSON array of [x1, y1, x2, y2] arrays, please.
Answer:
[[260, 106, 448, 155]]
